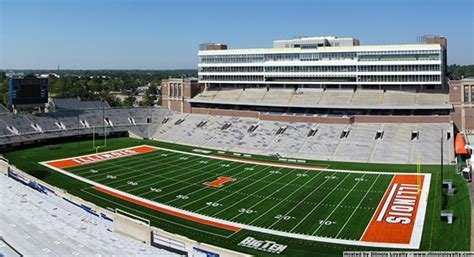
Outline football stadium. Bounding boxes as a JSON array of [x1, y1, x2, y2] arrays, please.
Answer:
[[1, 35, 473, 257]]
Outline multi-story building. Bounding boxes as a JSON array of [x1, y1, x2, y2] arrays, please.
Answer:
[[449, 78, 474, 133], [197, 36, 447, 91]]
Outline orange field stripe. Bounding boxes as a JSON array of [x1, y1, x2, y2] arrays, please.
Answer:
[[46, 146, 158, 169], [94, 186, 242, 232], [361, 174, 424, 244], [209, 155, 327, 169], [47, 159, 82, 169]]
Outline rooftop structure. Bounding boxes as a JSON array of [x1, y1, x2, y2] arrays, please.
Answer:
[[198, 36, 447, 92]]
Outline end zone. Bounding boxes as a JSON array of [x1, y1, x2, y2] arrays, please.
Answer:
[[45, 145, 159, 169], [360, 173, 431, 248]]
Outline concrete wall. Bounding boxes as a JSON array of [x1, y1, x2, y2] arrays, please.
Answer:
[[190, 107, 449, 124], [353, 115, 450, 123]]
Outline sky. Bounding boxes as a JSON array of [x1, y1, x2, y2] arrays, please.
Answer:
[[0, 0, 473, 70]]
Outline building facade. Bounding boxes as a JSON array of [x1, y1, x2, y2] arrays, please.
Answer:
[[449, 78, 474, 133], [198, 36, 447, 91], [161, 78, 202, 113]]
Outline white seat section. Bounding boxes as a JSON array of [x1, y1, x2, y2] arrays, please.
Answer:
[[262, 89, 294, 104], [238, 88, 267, 103], [0, 174, 177, 257], [290, 88, 324, 105]]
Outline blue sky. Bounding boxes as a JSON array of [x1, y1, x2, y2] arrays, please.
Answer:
[[1, 0, 473, 69]]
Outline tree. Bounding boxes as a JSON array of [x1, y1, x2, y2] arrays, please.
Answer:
[[123, 95, 136, 107]]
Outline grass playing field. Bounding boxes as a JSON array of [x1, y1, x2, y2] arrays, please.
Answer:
[[41, 143, 431, 250], [3, 137, 471, 256]]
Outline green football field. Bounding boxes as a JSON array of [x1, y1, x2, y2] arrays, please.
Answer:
[[51, 147, 391, 239], [2, 137, 471, 256]]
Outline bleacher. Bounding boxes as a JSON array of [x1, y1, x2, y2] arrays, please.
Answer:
[[52, 98, 110, 110], [191, 88, 450, 108], [0, 104, 455, 164], [150, 113, 454, 164], [0, 174, 176, 256]]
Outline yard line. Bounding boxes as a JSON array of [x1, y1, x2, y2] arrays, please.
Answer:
[[247, 170, 327, 225], [229, 168, 308, 221], [158, 162, 261, 203], [213, 167, 297, 217], [310, 174, 367, 235], [103, 156, 223, 189], [268, 171, 348, 230], [178, 166, 274, 210], [128, 159, 230, 194], [91, 152, 198, 184], [334, 174, 381, 238], [78, 151, 181, 178]]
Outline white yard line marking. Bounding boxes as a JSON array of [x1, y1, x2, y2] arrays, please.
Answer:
[[91, 153, 188, 182], [335, 174, 381, 238], [286, 173, 352, 233], [311, 174, 367, 235], [71, 150, 167, 175], [228, 168, 304, 221], [210, 167, 293, 217], [376, 183, 398, 222], [359, 175, 395, 239], [247, 170, 327, 225], [109, 156, 223, 190], [179, 166, 274, 210], [163, 163, 262, 204], [79, 188, 236, 239]]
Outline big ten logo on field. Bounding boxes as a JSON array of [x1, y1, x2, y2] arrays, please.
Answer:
[[204, 177, 236, 188], [238, 236, 287, 254]]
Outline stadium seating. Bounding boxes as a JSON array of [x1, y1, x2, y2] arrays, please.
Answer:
[[0, 105, 454, 164], [52, 98, 110, 110], [0, 174, 176, 256], [192, 88, 450, 108]]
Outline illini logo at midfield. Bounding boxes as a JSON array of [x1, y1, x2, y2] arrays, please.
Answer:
[[204, 177, 236, 188]]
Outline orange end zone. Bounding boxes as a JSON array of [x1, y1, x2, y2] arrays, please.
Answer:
[[94, 186, 241, 232], [361, 174, 425, 244], [209, 155, 327, 170], [46, 145, 158, 169], [204, 177, 236, 188]]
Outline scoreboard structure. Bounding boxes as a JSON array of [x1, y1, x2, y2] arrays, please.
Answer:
[[9, 76, 48, 108]]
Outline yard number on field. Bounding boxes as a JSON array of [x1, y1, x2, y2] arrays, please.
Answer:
[[176, 195, 189, 200]]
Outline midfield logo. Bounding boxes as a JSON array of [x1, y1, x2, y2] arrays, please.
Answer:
[[238, 236, 287, 254]]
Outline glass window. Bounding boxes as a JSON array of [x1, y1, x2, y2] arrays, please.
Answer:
[[464, 85, 470, 103], [471, 85, 474, 103]]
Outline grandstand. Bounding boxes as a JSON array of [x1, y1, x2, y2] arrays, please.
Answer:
[[0, 173, 175, 256], [0, 97, 454, 164]]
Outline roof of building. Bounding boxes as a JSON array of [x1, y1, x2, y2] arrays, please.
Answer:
[[198, 43, 442, 55]]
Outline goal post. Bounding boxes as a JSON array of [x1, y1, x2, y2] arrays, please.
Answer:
[[92, 126, 107, 153], [417, 153, 422, 194]]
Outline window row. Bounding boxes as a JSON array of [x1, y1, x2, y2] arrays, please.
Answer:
[[200, 74, 441, 83], [358, 64, 441, 72], [358, 54, 439, 62], [200, 75, 265, 81], [200, 64, 441, 73], [358, 50, 440, 55], [359, 75, 441, 82], [199, 52, 440, 64]]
